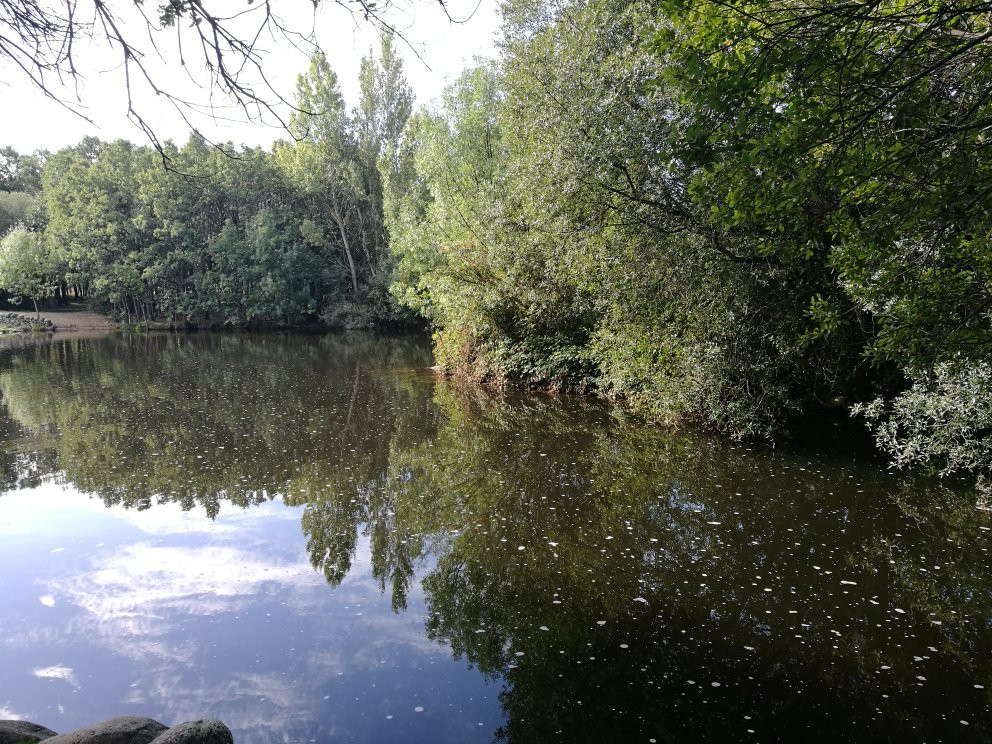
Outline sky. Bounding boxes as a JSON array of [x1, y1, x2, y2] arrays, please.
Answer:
[[0, 0, 501, 152]]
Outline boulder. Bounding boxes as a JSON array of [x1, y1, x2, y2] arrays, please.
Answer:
[[44, 716, 168, 744], [150, 721, 233, 744], [0, 720, 58, 743]]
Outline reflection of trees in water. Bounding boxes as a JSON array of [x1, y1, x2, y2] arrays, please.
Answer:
[[0, 331, 445, 609], [0, 335, 989, 741], [0, 331, 433, 509], [378, 385, 992, 743]]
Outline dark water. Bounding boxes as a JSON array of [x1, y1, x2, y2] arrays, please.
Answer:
[[0, 333, 989, 743]]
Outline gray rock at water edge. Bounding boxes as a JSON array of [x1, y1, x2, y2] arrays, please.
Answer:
[[0, 720, 58, 743], [44, 716, 168, 744], [0, 718, 233, 744], [150, 721, 233, 744]]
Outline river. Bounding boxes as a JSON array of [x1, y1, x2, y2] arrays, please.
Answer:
[[0, 332, 988, 742]]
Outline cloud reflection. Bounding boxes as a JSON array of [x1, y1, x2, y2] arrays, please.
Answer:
[[32, 665, 78, 689]]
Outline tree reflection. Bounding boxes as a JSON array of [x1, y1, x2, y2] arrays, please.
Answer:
[[380, 383, 992, 743], [0, 331, 438, 610]]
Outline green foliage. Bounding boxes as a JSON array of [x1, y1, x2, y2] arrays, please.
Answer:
[[856, 360, 992, 497], [387, 0, 853, 433], [273, 42, 414, 327], [0, 191, 40, 235], [0, 146, 46, 193], [22, 36, 413, 329], [0, 227, 52, 314], [386, 0, 992, 478], [648, 0, 992, 468]]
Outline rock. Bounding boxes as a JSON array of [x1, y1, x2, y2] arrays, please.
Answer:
[[0, 720, 58, 743], [0, 312, 55, 335], [44, 716, 167, 744], [150, 721, 233, 744]]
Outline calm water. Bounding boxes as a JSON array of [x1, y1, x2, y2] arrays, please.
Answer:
[[0, 333, 989, 743]]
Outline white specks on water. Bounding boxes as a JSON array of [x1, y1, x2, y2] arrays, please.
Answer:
[[711, 682, 721, 687], [515, 651, 525, 657], [686, 680, 696, 685], [840, 580, 857, 585], [414, 706, 424, 713], [548, 541, 558, 547], [916, 676, 927, 682], [539, 626, 549, 631], [385, 715, 393, 720], [633, 597, 648, 604], [50, 547, 64, 553], [894, 608, 906, 614], [518, 546, 525, 551], [596, 620, 606, 626], [39, 595, 55, 607], [619, 644, 629, 649]]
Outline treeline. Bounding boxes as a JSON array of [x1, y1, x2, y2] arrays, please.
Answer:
[[381, 0, 992, 492], [0, 36, 413, 328]]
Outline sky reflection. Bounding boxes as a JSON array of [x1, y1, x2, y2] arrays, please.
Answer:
[[0, 484, 502, 742]]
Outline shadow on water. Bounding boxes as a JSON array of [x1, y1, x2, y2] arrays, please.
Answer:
[[0, 332, 989, 742]]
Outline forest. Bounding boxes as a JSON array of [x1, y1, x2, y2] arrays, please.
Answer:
[[1, 0, 990, 494]]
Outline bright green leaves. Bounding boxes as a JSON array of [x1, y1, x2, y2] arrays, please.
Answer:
[[0, 227, 51, 315]]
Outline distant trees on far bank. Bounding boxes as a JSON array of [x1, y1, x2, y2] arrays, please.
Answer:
[[0, 35, 414, 329]]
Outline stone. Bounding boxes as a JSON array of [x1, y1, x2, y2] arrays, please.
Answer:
[[0, 720, 58, 743], [44, 716, 168, 744], [150, 721, 233, 744]]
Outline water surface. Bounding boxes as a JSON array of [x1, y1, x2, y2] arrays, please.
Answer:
[[0, 333, 989, 742]]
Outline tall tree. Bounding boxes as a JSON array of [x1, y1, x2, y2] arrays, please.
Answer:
[[280, 53, 362, 297], [355, 34, 414, 302]]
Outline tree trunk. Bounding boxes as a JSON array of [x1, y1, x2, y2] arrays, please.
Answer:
[[329, 194, 359, 297], [32, 297, 39, 320]]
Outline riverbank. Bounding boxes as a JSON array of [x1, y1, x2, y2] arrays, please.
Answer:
[[16, 308, 118, 333]]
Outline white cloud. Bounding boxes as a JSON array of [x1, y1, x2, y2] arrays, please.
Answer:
[[57, 542, 320, 622], [32, 665, 79, 689]]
